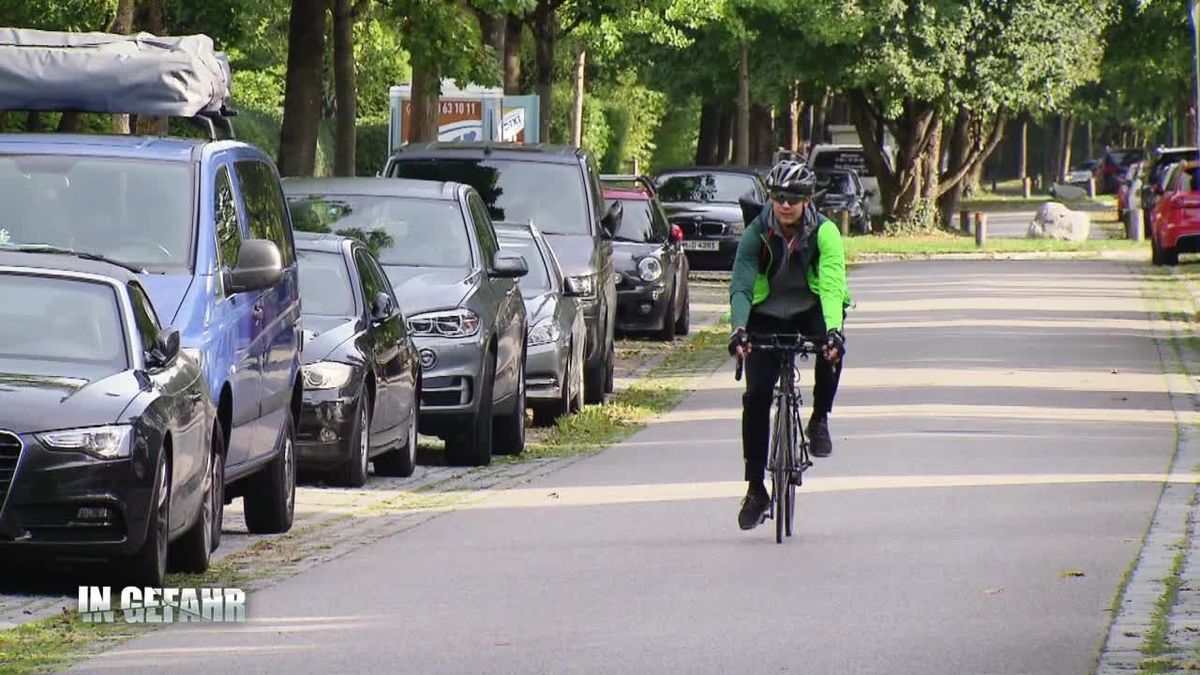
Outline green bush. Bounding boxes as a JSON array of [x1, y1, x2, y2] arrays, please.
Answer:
[[649, 99, 700, 172], [356, 118, 391, 177]]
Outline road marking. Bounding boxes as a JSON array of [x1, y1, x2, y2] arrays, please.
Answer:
[[655, 404, 1191, 425], [699, 367, 1178, 393]]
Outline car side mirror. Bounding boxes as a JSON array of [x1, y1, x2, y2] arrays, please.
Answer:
[[226, 239, 284, 294], [670, 224, 684, 243], [147, 327, 181, 369], [491, 250, 528, 278], [601, 200, 623, 238], [371, 292, 396, 323], [563, 276, 586, 297]]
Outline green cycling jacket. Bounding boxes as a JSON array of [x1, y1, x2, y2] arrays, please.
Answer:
[[729, 210, 851, 331]]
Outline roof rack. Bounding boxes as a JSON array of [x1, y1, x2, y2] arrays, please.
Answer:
[[0, 28, 236, 140]]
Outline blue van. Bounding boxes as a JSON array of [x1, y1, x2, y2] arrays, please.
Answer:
[[0, 135, 302, 536]]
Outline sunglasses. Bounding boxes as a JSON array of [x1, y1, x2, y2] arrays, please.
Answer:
[[771, 191, 808, 206]]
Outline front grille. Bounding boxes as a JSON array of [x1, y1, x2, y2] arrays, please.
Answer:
[[671, 219, 728, 238], [421, 376, 471, 408], [0, 431, 22, 510]]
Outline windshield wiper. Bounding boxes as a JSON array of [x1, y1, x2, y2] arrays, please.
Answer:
[[3, 245, 147, 274]]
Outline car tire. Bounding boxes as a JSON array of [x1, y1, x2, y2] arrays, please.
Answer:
[[125, 453, 169, 586], [446, 356, 494, 467], [494, 352, 527, 456], [375, 379, 419, 478], [604, 340, 615, 394], [1152, 236, 1165, 266], [675, 285, 691, 336], [655, 288, 677, 341], [570, 341, 584, 414], [243, 408, 297, 534], [209, 424, 225, 552], [170, 429, 223, 572], [331, 395, 370, 488], [584, 352, 606, 405], [533, 348, 572, 426]]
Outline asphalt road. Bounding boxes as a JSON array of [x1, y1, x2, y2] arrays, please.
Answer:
[[74, 259, 1174, 674]]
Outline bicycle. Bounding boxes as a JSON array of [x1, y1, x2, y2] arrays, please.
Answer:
[[735, 333, 820, 543]]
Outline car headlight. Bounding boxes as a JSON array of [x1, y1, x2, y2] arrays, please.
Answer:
[[527, 319, 562, 346], [638, 256, 663, 282], [407, 309, 480, 338], [565, 274, 597, 299], [727, 220, 745, 235], [303, 361, 355, 390], [39, 425, 132, 460]]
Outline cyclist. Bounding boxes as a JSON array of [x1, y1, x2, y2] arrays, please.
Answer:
[[728, 157, 851, 530]]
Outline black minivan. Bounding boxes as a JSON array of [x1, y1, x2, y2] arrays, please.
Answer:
[[384, 143, 619, 405]]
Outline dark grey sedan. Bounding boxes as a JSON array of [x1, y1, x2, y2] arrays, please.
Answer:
[[284, 178, 528, 467], [291, 233, 422, 486], [495, 222, 586, 425]]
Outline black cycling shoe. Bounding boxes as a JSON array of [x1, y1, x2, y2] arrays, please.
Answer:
[[808, 414, 832, 458], [738, 489, 770, 530]]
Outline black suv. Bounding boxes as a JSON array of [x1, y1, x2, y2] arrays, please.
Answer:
[[384, 144, 618, 405]]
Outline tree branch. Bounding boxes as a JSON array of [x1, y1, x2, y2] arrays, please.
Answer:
[[936, 108, 1007, 197]]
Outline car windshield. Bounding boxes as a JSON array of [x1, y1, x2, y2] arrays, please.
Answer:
[[816, 172, 854, 195], [288, 195, 472, 268], [498, 236, 551, 294], [0, 273, 127, 370], [297, 249, 356, 316], [388, 159, 590, 235], [609, 198, 666, 243], [0, 156, 194, 272], [812, 150, 873, 178], [655, 173, 758, 203]]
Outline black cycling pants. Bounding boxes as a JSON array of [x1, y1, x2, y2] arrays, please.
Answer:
[[741, 309, 843, 482]]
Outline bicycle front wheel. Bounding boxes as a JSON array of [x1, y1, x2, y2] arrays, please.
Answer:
[[773, 466, 787, 543]]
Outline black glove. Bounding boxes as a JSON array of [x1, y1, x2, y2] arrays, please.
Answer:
[[728, 328, 748, 357], [824, 329, 845, 361]]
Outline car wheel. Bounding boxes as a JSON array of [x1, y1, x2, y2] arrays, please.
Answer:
[[603, 340, 615, 395], [584, 351, 606, 406], [655, 288, 677, 341], [209, 425, 225, 552], [375, 379, 419, 478], [570, 341, 584, 413], [126, 453, 169, 586], [674, 285, 691, 336], [243, 408, 297, 534], [494, 352, 527, 456], [170, 429, 222, 572], [446, 356, 494, 466], [332, 395, 370, 488]]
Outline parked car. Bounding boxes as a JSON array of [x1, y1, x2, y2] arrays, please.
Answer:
[[282, 178, 528, 467], [384, 143, 618, 406], [1142, 147, 1198, 238], [653, 166, 767, 270], [814, 168, 872, 234], [0, 250, 219, 585], [287, 232, 422, 486], [1065, 159, 1099, 187], [0, 134, 302, 538], [600, 183, 691, 339], [809, 144, 888, 216], [1149, 160, 1200, 266], [494, 222, 586, 425]]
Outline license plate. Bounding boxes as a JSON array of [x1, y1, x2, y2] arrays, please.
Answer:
[[682, 240, 719, 251]]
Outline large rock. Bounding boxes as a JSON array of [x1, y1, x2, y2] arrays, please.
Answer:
[[1027, 202, 1091, 241]]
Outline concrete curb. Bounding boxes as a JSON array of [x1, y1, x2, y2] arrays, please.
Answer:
[[1095, 268, 1200, 673]]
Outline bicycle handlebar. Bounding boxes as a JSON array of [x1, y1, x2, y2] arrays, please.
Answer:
[[733, 333, 824, 381]]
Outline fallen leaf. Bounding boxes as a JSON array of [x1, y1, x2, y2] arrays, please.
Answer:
[[984, 587, 1004, 595], [1060, 570, 1087, 578], [1125, 631, 1141, 638], [1111, 369, 1120, 374], [547, 492, 559, 499]]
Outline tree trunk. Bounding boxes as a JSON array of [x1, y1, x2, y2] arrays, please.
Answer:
[[717, 107, 734, 164], [571, 42, 585, 147], [1085, 120, 1094, 160], [749, 103, 773, 166], [784, 89, 800, 153], [811, 89, 830, 145], [503, 15, 523, 95], [695, 101, 721, 165], [332, 0, 357, 176], [735, 42, 750, 166], [132, 0, 168, 136], [921, 116, 943, 210], [938, 108, 972, 228], [26, 112, 43, 133], [531, 9, 557, 143], [408, 60, 441, 143], [1059, 116, 1076, 181], [848, 91, 939, 221], [57, 112, 82, 132], [1017, 117, 1028, 179], [277, 0, 327, 177], [110, 0, 136, 134], [474, 9, 506, 79]]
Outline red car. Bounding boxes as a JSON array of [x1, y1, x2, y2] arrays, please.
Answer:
[[1150, 160, 1200, 266]]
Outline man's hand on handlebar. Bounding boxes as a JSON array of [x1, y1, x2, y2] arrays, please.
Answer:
[[728, 327, 750, 359], [823, 329, 845, 364]]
